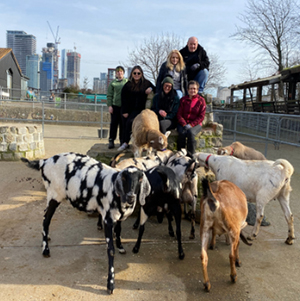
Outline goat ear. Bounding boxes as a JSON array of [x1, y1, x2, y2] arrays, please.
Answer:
[[139, 174, 151, 206], [207, 182, 219, 212], [115, 173, 123, 197], [158, 136, 164, 145], [165, 131, 171, 138]]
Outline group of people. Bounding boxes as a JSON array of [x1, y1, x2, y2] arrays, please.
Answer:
[[106, 36, 210, 156]]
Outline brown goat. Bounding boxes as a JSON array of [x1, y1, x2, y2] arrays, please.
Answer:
[[217, 141, 266, 160], [131, 109, 170, 157], [200, 179, 251, 292]]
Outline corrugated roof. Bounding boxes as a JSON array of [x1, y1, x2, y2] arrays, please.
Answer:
[[0, 48, 23, 75]]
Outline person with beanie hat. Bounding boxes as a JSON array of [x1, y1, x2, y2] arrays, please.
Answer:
[[106, 66, 127, 149], [151, 75, 180, 134]]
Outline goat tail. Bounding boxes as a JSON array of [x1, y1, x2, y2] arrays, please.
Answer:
[[110, 153, 125, 167], [273, 159, 294, 178], [240, 231, 252, 246], [21, 157, 41, 170]]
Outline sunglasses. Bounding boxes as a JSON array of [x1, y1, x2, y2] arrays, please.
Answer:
[[133, 72, 141, 75]]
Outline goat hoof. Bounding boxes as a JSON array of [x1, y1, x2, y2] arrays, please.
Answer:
[[285, 237, 294, 245], [179, 252, 185, 260], [132, 247, 139, 254], [203, 282, 211, 292], [189, 233, 195, 240], [209, 245, 216, 250], [169, 231, 175, 237], [132, 223, 139, 230], [230, 274, 237, 283], [118, 248, 126, 254], [107, 289, 114, 295], [97, 225, 103, 231], [42, 250, 50, 258], [247, 235, 255, 241], [235, 260, 242, 267]]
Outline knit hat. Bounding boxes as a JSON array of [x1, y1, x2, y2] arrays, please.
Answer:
[[162, 76, 174, 86], [116, 66, 125, 72]]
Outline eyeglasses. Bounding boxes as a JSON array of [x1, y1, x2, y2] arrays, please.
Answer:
[[133, 72, 141, 75]]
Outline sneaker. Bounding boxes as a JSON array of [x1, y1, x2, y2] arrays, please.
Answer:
[[108, 139, 114, 149], [117, 142, 128, 151]]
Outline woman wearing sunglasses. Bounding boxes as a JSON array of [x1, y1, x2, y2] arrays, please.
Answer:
[[119, 65, 156, 151]]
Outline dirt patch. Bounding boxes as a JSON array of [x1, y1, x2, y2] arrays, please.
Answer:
[[0, 125, 299, 300]]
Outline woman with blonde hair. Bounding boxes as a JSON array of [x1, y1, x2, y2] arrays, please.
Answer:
[[156, 50, 187, 98]]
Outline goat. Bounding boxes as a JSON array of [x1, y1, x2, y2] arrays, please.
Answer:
[[200, 178, 251, 292], [194, 152, 295, 244], [217, 141, 266, 160], [131, 109, 170, 157], [166, 149, 199, 239], [110, 149, 174, 170], [21, 152, 151, 295], [132, 165, 185, 260]]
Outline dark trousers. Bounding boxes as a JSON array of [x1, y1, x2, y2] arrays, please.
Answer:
[[109, 105, 123, 143], [122, 111, 140, 144], [177, 124, 202, 155], [159, 119, 177, 134]]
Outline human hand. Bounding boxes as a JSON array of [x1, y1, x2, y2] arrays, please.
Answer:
[[123, 113, 129, 118], [108, 106, 113, 114], [184, 124, 192, 130], [159, 110, 167, 118], [145, 87, 153, 94], [190, 63, 200, 71]]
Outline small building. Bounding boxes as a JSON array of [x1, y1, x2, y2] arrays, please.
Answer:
[[229, 65, 300, 114], [0, 48, 29, 99]]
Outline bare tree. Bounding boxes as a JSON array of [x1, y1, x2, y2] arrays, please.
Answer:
[[127, 34, 226, 91], [127, 33, 184, 83], [205, 53, 227, 90], [231, 0, 300, 72]]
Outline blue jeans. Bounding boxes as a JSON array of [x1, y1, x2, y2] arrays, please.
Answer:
[[193, 69, 209, 93]]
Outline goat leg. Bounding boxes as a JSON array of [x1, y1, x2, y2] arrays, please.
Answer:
[[97, 214, 103, 230], [104, 217, 115, 295], [42, 199, 60, 257], [114, 221, 126, 254], [172, 203, 185, 260], [166, 211, 175, 237], [133, 207, 148, 253]]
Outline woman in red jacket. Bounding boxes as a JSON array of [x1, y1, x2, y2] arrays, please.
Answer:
[[176, 80, 206, 155]]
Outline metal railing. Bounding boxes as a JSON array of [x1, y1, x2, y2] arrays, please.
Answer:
[[0, 98, 110, 137], [213, 110, 300, 156]]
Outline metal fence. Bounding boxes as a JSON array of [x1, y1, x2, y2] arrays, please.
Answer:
[[214, 110, 300, 156], [0, 98, 110, 137]]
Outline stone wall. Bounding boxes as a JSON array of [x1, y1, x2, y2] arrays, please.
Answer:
[[0, 124, 45, 161]]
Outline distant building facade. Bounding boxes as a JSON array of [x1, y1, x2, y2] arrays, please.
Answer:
[[6, 30, 36, 76], [26, 54, 40, 90], [93, 77, 101, 93], [107, 68, 116, 90], [40, 43, 56, 92], [67, 51, 81, 88], [61, 49, 71, 79]]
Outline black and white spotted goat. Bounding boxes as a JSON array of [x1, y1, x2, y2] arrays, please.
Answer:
[[21, 152, 151, 295], [166, 149, 199, 239], [132, 165, 185, 260]]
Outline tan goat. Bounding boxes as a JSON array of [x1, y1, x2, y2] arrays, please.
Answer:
[[131, 109, 170, 157], [200, 178, 251, 292], [217, 141, 266, 160]]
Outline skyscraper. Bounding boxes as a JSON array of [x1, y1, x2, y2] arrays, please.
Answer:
[[61, 49, 71, 79], [67, 51, 81, 88], [26, 54, 41, 90], [6, 30, 36, 75], [40, 43, 55, 92]]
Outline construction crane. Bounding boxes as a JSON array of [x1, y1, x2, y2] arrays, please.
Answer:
[[47, 21, 61, 89]]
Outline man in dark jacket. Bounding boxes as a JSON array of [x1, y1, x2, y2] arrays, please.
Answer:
[[180, 37, 210, 95]]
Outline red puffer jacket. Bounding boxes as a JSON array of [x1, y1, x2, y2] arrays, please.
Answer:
[[177, 94, 206, 127]]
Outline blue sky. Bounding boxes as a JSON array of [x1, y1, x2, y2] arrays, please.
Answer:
[[0, 0, 255, 89]]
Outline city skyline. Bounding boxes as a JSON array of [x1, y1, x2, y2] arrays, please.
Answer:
[[0, 0, 286, 90]]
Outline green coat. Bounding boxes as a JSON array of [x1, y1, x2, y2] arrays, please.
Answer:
[[106, 78, 128, 107]]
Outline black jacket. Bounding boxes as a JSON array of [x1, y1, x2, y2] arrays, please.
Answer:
[[121, 79, 156, 115], [180, 44, 210, 80]]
